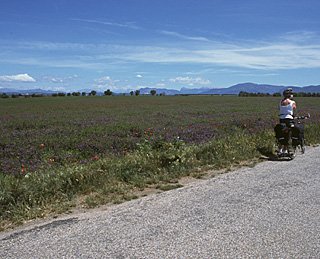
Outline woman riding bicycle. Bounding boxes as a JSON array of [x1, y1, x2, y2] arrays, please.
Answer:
[[279, 88, 296, 127]]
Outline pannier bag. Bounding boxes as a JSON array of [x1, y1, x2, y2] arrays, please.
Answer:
[[291, 124, 304, 146], [274, 123, 289, 145]]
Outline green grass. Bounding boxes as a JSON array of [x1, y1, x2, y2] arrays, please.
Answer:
[[1, 95, 320, 231], [0, 128, 274, 230]]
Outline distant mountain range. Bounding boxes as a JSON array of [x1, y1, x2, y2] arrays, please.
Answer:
[[1, 83, 320, 96], [138, 83, 320, 95], [0, 88, 58, 95]]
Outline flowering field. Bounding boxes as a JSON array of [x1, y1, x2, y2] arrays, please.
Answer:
[[1, 95, 319, 176]]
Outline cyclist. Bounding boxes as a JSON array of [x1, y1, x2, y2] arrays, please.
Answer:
[[275, 88, 297, 154], [279, 88, 296, 127]]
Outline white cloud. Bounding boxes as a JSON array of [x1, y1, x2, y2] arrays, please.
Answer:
[[51, 78, 64, 83], [71, 18, 141, 30], [156, 83, 166, 87], [93, 78, 146, 92], [42, 75, 79, 84], [118, 41, 320, 70], [160, 30, 210, 42], [0, 73, 36, 82], [169, 76, 211, 86], [95, 76, 112, 84], [136, 74, 143, 78], [0, 56, 104, 70], [1, 31, 320, 72], [280, 31, 319, 43], [93, 76, 126, 91]]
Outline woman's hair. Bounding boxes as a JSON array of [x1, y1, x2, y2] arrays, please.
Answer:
[[282, 88, 293, 98]]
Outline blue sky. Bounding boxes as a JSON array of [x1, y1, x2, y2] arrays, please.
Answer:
[[0, 0, 320, 92]]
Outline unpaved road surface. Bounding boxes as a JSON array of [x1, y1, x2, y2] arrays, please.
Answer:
[[1, 147, 320, 258]]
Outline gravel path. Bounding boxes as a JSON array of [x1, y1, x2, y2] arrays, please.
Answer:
[[1, 146, 320, 258]]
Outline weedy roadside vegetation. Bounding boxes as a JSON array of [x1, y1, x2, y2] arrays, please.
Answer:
[[1, 96, 320, 231]]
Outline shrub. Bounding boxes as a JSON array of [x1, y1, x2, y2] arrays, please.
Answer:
[[1, 93, 9, 98], [104, 89, 113, 96]]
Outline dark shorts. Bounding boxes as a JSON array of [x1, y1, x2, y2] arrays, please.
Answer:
[[280, 118, 294, 128]]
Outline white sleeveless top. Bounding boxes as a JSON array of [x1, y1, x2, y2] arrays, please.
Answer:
[[279, 100, 295, 119]]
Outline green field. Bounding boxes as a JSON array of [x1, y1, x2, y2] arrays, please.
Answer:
[[2, 95, 314, 175], [1, 95, 320, 230]]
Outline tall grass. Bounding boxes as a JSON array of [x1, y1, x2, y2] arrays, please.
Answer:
[[0, 128, 276, 230], [305, 124, 320, 145], [1, 124, 320, 231]]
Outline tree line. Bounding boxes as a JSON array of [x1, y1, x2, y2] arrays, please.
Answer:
[[238, 91, 320, 97], [0, 89, 165, 98], [2, 90, 320, 99], [0, 89, 114, 98]]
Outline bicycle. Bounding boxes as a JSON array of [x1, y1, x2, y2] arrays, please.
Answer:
[[274, 114, 310, 160]]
